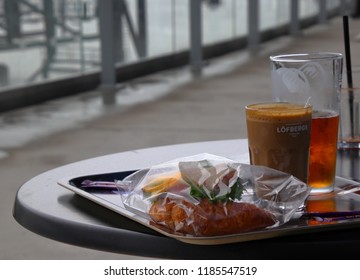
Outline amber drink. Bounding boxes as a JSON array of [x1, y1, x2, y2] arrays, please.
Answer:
[[246, 103, 312, 183], [308, 110, 339, 192]]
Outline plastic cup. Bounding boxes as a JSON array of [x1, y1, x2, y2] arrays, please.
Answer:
[[245, 102, 312, 184], [270, 52, 343, 194], [338, 87, 360, 149]]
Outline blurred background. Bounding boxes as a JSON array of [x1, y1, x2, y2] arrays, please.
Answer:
[[0, 0, 354, 109]]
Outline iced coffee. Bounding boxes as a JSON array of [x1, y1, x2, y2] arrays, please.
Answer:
[[246, 103, 312, 183]]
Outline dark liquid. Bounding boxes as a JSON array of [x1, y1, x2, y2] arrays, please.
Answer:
[[246, 103, 312, 183], [308, 111, 339, 189]]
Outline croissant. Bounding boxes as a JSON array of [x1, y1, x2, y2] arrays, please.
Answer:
[[149, 197, 276, 236]]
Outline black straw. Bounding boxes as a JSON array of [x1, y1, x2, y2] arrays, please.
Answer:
[[343, 15, 355, 138]]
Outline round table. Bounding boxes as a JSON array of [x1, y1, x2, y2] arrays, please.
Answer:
[[13, 139, 360, 259]]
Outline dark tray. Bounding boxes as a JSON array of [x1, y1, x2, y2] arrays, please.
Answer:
[[58, 171, 360, 245]]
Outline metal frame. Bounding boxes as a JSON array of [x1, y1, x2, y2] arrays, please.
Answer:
[[0, 0, 347, 112], [290, 0, 301, 36], [248, 0, 260, 51], [189, 0, 203, 77]]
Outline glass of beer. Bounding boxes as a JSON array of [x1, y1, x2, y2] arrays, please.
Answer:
[[245, 102, 312, 183], [270, 53, 343, 194]]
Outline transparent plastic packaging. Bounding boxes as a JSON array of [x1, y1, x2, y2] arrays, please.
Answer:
[[120, 154, 310, 237]]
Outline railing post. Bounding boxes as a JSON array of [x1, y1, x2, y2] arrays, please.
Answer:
[[189, 0, 203, 77], [98, 0, 117, 104], [248, 0, 260, 52], [318, 0, 327, 24], [113, 0, 124, 63], [4, 0, 21, 43], [43, 0, 56, 79], [290, 0, 301, 36], [340, 0, 352, 16], [137, 0, 147, 58]]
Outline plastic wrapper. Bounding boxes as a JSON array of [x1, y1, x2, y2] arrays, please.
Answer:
[[120, 153, 311, 237]]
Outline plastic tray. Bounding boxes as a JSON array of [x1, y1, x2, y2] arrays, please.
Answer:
[[58, 171, 360, 245]]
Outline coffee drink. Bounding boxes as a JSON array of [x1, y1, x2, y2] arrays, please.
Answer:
[[246, 103, 312, 183]]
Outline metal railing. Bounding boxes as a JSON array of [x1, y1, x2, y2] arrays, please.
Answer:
[[0, 0, 354, 113]]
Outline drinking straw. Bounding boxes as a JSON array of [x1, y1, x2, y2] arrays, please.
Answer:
[[343, 15, 355, 137]]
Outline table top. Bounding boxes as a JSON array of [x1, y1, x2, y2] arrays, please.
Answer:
[[13, 139, 360, 259]]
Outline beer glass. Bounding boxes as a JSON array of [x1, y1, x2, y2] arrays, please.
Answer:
[[270, 53, 343, 194], [338, 87, 360, 149], [245, 102, 312, 184]]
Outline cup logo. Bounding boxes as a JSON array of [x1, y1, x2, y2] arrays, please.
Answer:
[[276, 123, 309, 137], [272, 61, 329, 106]]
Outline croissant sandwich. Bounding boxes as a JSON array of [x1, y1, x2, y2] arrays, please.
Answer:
[[142, 161, 276, 237]]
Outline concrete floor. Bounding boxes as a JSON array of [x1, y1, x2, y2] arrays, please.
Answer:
[[1, 16, 360, 259]]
